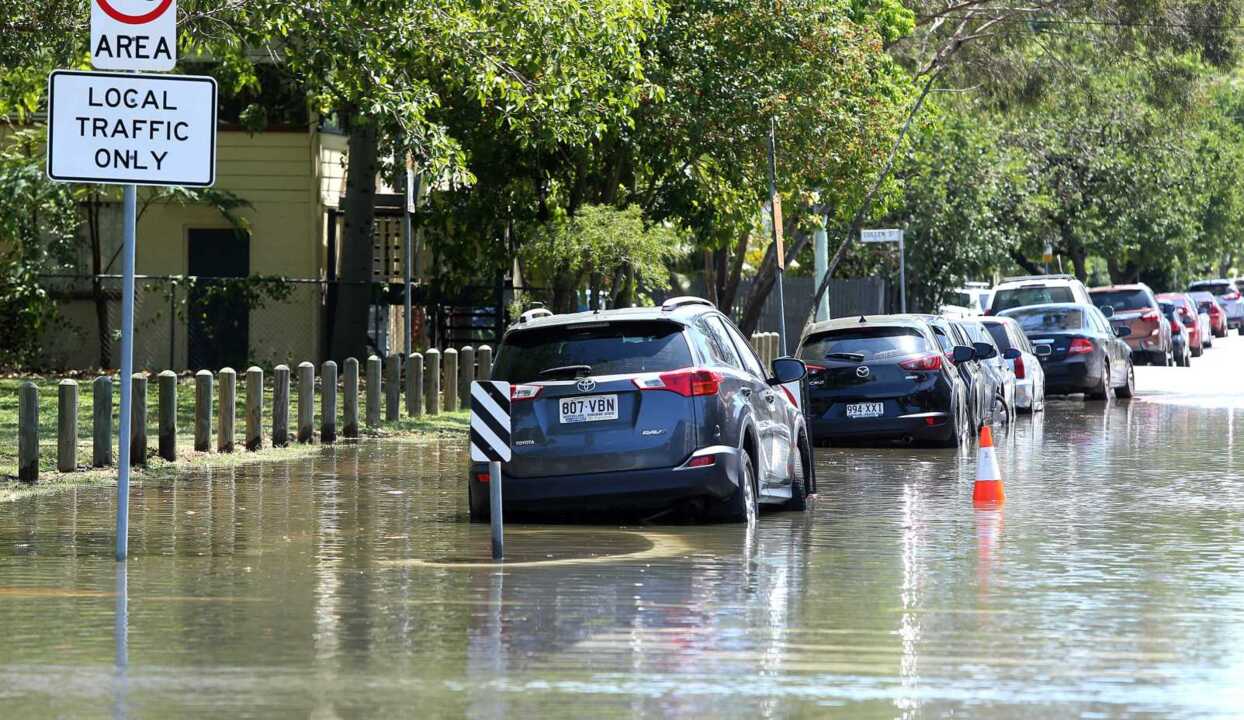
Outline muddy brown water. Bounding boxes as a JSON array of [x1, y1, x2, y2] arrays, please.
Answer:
[[2, 394, 1243, 718]]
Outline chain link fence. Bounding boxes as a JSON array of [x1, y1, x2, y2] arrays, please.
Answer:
[[39, 275, 325, 372]]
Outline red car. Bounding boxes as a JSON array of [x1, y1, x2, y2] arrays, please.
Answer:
[[1189, 290, 1228, 338], [1157, 293, 1205, 356]]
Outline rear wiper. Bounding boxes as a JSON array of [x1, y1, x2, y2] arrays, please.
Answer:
[[825, 352, 865, 362], [538, 364, 593, 379]]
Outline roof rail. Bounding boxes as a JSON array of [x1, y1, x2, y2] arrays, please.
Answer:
[[660, 296, 715, 312], [518, 308, 554, 324], [1001, 274, 1076, 283]]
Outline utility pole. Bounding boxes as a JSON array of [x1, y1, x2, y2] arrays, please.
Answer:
[[767, 117, 788, 356]]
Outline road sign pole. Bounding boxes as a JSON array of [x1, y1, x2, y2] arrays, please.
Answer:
[[899, 233, 907, 314], [115, 183, 136, 561], [403, 166, 414, 357], [489, 460, 503, 560]]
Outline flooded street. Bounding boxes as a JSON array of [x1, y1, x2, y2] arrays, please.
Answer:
[[4, 344, 1244, 718]]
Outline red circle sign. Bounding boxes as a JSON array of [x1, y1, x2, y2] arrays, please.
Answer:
[[96, 0, 173, 25]]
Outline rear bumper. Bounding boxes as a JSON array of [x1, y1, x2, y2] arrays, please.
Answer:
[[469, 446, 741, 513], [810, 412, 954, 445], [1041, 357, 1103, 394], [1014, 378, 1036, 409]]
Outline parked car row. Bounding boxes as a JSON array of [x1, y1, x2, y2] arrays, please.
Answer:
[[465, 270, 1235, 523], [794, 313, 1037, 448]]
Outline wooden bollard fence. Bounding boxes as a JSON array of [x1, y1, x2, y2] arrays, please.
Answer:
[[93, 376, 113, 466], [343, 357, 360, 437], [131, 373, 148, 465], [218, 367, 236, 453], [321, 360, 337, 443], [195, 370, 212, 452], [297, 361, 314, 443], [246, 366, 263, 451], [425, 348, 441, 415], [385, 354, 401, 421], [406, 353, 423, 418], [18, 381, 37, 483], [366, 355, 382, 427], [273, 365, 290, 447], [158, 370, 177, 461], [443, 348, 459, 413], [57, 379, 77, 472], [477, 345, 492, 381], [459, 346, 475, 410]]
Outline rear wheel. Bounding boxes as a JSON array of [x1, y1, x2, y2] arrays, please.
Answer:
[[1087, 361, 1114, 401], [781, 436, 810, 511], [717, 448, 758, 525], [1192, 343, 1203, 357], [1115, 360, 1135, 398]]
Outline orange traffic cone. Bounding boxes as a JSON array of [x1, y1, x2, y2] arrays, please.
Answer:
[[973, 426, 1005, 506]]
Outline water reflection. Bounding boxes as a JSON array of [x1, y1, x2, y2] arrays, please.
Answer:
[[0, 400, 1242, 717]]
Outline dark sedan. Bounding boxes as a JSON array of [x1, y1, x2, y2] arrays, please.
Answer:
[[798, 315, 973, 448], [1000, 303, 1134, 399]]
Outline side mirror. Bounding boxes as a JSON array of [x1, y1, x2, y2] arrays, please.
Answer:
[[972, 342, 998, 361], [951, 345, 976, 364], [769, 357, 807, 385], [1100, 305, 1115, 318], [1114, 325, 1130, 338], [1002, 347, 1022, 360]]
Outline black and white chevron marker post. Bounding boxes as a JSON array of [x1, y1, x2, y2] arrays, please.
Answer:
[[470, 381, 511, 559]]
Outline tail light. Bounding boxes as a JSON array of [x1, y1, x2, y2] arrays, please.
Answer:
[[633, 368, 722, 397], [1068, 338, 1094, 355], [1140, 310, 1159, 322], [1225, 291, 1241, 301], [983, 308, 993, 316], [511, 384, 542, 401], [898, 353, 943, 371], [475, 472, 490, 483], [687, 454, 716, 468], [1014, 356, 1026, 379], [1169, 318, 1180, 333]]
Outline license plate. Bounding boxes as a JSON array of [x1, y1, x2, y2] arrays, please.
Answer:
[[845, 401, 884, 419], [559, 394, 619, 423]]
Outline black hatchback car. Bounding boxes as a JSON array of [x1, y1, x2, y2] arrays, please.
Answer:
[[1000, 303, 1134, 399], [798, 315, 974, 447], [468, 298, 810, 524]]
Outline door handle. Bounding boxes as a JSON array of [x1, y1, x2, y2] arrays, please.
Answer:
[[740, 387, 753, 397]]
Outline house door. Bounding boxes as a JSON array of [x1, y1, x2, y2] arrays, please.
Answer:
[[188, 229, 250, 371]]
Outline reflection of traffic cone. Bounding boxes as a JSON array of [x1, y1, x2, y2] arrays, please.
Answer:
[[975, 508, 1004, 591], [973, 426, 1005, 505]]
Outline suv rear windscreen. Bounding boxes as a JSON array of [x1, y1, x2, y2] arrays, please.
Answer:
[[493, 321, 693, 382], [992, 286, 1075, 312], [800, 326, 930, 362], [1190, 282, 1233, 296], [1005, 308, 1085, 333], [1090, 289, 1151, 310]]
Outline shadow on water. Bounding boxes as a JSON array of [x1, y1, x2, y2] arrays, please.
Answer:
[[1, 396, 1244, 717]]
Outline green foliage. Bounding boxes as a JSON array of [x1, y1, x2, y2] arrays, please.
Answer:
[[519, 204, 684, 309]]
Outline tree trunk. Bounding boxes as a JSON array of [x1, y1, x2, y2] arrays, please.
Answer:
[[719, 231, 748, 314], [87, 193, 110, 368], [738, 230, 810, 335], [330, 111, 379, 362]]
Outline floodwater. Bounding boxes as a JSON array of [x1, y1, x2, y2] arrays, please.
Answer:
[[3, 357, 1244, 718]]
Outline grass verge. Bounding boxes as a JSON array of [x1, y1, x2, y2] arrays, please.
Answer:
[[0, 373, 469, 503]]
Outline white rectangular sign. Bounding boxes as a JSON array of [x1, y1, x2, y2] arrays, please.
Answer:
[[92, 0, 177, 71], [861, 228, 903, 244], [46, 70, 216, 187]]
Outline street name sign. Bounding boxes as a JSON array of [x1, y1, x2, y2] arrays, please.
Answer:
[[92, 0, 177, 71], [861, 228, 903, 244], [46, 70, 217, 187]]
